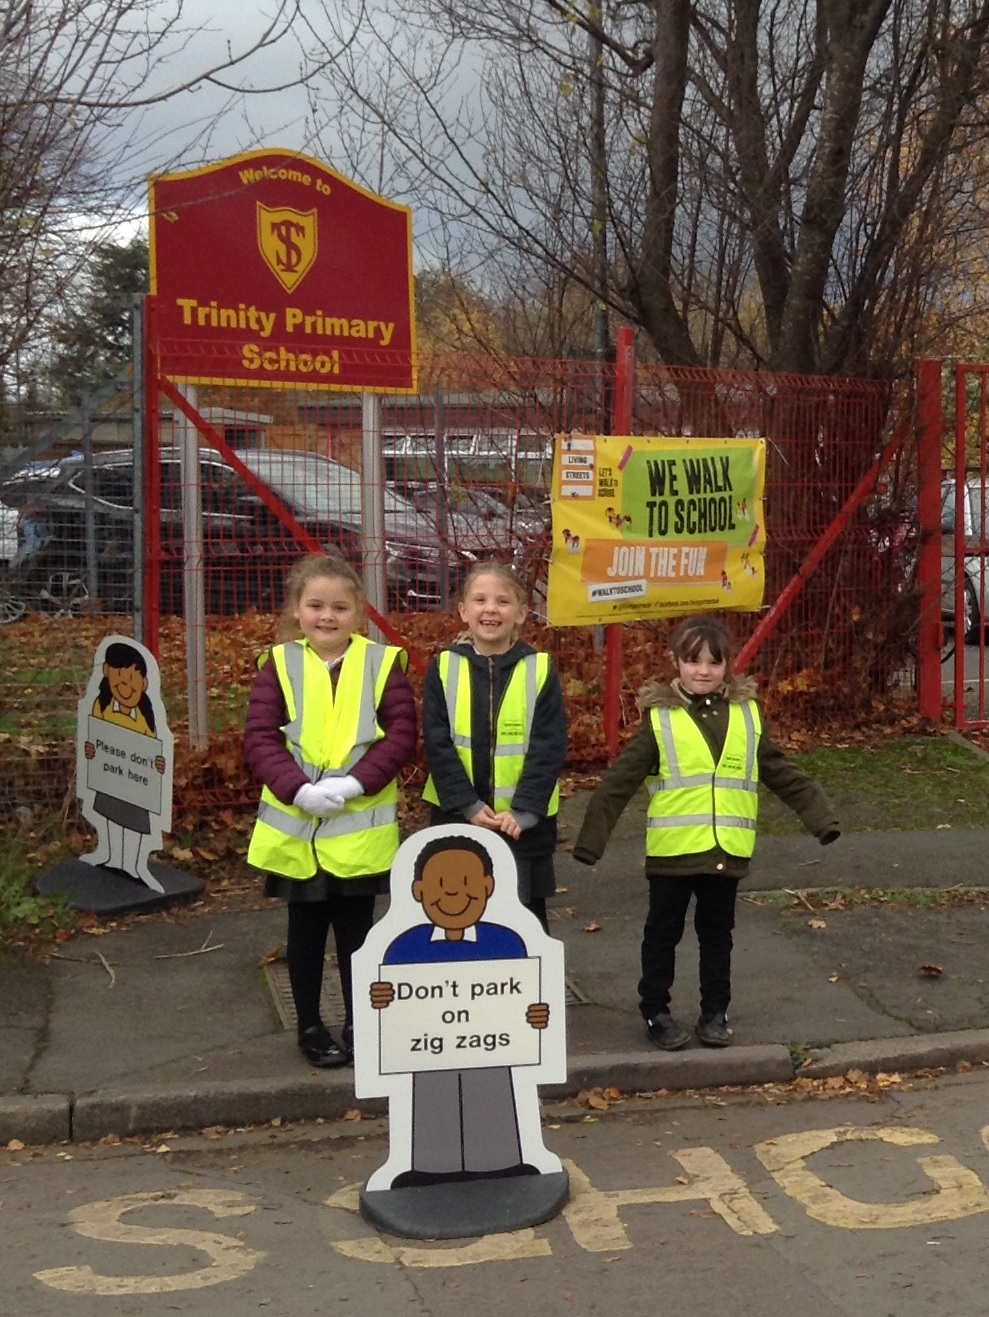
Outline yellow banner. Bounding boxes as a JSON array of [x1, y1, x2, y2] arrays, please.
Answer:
[[548, 435, 766, 626]]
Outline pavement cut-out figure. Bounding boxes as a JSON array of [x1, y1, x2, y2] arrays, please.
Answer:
[[77, 637, 172, 893], [353, 826, 566, 1192]]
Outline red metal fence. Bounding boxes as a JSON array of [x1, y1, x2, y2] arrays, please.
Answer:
[[918, 360, 989, 730], [0, 339, 912, 819]]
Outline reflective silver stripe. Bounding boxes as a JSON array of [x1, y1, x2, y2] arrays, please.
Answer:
[[647, 814, 756, 830], [713, 776, 759, 793], [444, 652, 469, 745], [257, 798, 315, 839], [648, 814, 715, 828], [354, 647, 388, 750], [281, 643, 306, 743], [257, 797, 396, 842], [278, 644, 309, 774], [444, 654, 473, 750], [739, 701, 757, 779], [655, 709, 691, 786], [493, 787, 515, 805], [314, 803, 398, 840], [523, 654, 539, 754], [648, 774, 712, 793], [494, 742, 526, 756]]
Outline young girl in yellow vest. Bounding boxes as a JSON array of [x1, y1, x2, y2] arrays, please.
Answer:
[[422, 561, 567, 932], [245, 555, 416, 1067], [574, 617, 838, 1049]]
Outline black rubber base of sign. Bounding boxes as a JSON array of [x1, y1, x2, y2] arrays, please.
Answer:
[[359, 1169, 569, 1240], [34, 858, 203, 913]]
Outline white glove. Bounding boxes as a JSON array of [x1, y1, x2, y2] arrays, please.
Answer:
[[325, 774, 364, 802], [293, 781, 345, 818]]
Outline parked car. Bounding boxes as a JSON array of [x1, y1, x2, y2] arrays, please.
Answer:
[[393, 479, 547, 563], [233, 448, 474, 611], [0, 447, 472, 617], [0, 502, 16, 569], [941, 477, 989, 643]]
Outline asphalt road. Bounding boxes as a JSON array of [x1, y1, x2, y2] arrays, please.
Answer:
[[4, 1068, 989, 1315]]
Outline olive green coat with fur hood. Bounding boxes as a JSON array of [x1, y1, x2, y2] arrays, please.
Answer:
[[574, 674, 839, 880]]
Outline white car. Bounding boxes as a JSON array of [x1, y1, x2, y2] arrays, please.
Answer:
[[941, 478, 988, 643], [0, 501, 16, 567]]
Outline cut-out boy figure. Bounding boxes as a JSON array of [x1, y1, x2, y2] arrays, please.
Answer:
[[370, 832, 556, 1189]]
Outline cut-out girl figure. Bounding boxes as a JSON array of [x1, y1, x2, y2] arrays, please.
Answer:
[[83, 640, 167, 892]]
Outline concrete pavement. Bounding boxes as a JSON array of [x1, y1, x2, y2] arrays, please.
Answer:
[[3, 792, 989, 1145]]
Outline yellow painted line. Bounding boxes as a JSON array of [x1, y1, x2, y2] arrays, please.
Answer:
[[754, 1125, 989, 1229], [561, 1151, 778, 1250], [333, 1229, 553, 1267], [35, 1189, 263, 1296]]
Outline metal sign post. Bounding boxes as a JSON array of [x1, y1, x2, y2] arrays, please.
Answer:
[[362, 392, 387, 640], [179, 384, 208, 749]]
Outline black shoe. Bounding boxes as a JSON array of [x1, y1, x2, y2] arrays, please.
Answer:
[[696, 1011, 732, 1047], [645, 1012, 690, 1051], [341, 1021, 354, 1065], [298, 1024, 348, 1068]]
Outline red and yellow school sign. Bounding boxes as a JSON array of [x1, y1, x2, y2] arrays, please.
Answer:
[[149, 150, 416, 392], [548, 435, 766, 626]]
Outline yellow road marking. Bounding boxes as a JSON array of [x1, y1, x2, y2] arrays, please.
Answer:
[[754, 1125, 989, 1229], [34, 1189, 263, 1295]]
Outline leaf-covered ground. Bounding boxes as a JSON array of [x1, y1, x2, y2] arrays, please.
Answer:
[[0, 608, 949, 953]]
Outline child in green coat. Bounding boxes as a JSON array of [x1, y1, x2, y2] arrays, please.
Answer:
[[574, 617, 838, 1049]]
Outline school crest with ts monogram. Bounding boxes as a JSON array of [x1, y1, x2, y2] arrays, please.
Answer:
[[257, 204, 317, 292]]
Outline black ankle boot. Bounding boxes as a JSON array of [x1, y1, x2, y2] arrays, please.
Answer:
[[696, 1011, 732, 1047], [645, 1012, 690, 1050], [298, 1024, 348, 1068]]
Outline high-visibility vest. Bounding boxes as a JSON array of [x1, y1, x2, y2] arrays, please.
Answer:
[[423, 650, 560, 816], [247, 635, 407, 880], [645, 701, 761, 858]]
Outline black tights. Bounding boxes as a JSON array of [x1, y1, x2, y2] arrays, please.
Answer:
[[638, 874, 738, 1021], [525, 897, 549, 934], [286, 895, 376, 1036]]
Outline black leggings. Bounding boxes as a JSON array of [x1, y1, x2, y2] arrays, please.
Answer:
[[286, 895, 376, 1036], [638, 874, 739, 1021], [525, 897, 549, 934]]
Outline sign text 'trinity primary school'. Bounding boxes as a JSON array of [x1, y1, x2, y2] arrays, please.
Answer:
[[149, 150, 416, 393]]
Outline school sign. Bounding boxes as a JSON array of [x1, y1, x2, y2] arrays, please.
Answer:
[[149, 149, 416, 392], [548, 434, 766, 626]]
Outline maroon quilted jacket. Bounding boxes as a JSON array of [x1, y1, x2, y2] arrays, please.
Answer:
[[243, 647, 417, 805]]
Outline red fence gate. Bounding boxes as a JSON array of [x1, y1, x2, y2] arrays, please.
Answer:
[[916, 360, 989, 730], [0, 332, 914, 819], [139, 313, 905, 810]]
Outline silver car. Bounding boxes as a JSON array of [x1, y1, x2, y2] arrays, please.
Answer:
[[941, 478, 988, 643]]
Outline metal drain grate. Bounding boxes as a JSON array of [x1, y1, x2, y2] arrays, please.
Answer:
[[263, 959, 346, 1032]]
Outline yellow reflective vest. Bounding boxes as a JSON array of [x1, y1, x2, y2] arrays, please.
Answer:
[[422, 650, 560, 816], [645, 701, 761, 858], [247, 635, 407, 880]]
